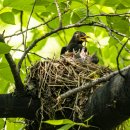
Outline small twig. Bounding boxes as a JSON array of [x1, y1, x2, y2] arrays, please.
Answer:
[[12, 48, 47, 59], [18, 0, 36, 72], [89, 12, 130, 18], [20, 11, 24, 45], [54, 0, 62, 28], [0, 35, 24, 94], [116, 38, 129, 79], [24, 0, 36, 48], [27, 54, 32, 65], [112, 34, 130, 53], [20, 11, 28, 74], [57, 65, 130, 101], [86, 0, 89, 16], [22, 0, 36, 74]]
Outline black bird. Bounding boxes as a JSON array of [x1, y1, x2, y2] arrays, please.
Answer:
[[89, 53, 99, 64], [60, 31, 90, 55]]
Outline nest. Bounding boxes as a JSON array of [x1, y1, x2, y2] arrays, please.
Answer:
[[25, 54, 112, 121]]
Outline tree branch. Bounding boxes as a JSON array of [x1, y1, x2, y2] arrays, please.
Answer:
[[20, 11, 24, 45], [5, 53, 25, 93], [57, 65, 130, 101], [54, 0, 62, 28], [5, 12, 130, 39], [89, 12, 130, 18], [0, 94, 40, 119], [24, 0, 36, 49], [12, 49, 48, 59], [84, 68, 130, 130], [116, 38, 129, 79], [0, 35, 24, 93]]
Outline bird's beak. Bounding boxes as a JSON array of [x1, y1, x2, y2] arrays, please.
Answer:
[[80, 35, 90, 42]]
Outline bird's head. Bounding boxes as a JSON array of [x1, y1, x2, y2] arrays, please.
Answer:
[[73, 31, 90, 43]]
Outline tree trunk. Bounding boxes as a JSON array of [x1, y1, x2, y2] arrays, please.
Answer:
[[83, 69, 130, 130], [0, 94, 40, 119], [0, 69, 130, 130]]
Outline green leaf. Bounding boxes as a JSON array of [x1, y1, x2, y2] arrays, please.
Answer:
[[70, 0, 85, 10], [6, 118, 25, 130], [121, 0, 130, 7], [106, 16, 129, 36], [89, 4, 100, 15], [44, 119, 74, 126], [58, 124, 75, 130], [62, 12, 71, 26], [3, 0, 33, 7], [108, 37, 118, 47], [71, 7, 86, 23], [0, 12, 15, 25], [93, 0, 121, 7], [71, 11, 80, 24], [0, 78, 9, 93], [46, 3, 57, 13], [0, 119, 4, 129], [0, 42, 11, 54], [116, 3, 130, 10], [3, 0, 46, 12], [0, 62, 14, 82]]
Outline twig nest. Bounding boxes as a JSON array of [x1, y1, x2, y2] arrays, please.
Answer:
[[25, 53, 112, 120]]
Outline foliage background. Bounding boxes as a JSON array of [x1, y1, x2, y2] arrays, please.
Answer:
[[0, 0, 130, 129]]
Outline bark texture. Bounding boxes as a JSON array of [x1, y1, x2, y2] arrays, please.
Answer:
[[83, 69, 130, 130]]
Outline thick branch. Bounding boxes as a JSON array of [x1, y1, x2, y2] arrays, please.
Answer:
[[58, 65, 130, 101], [0, 94, 40, 119], [84, 68, 130, 130], [5, 53, 25, 93]]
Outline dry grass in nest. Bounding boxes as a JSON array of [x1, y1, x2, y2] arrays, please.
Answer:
[[26, 54, 112, 120]]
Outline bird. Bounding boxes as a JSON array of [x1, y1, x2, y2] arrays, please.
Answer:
[[60, 31, 90, 55], [60, 31, 99, 64], [87, 52, 99, 64], [90, 53, 99, 64]]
